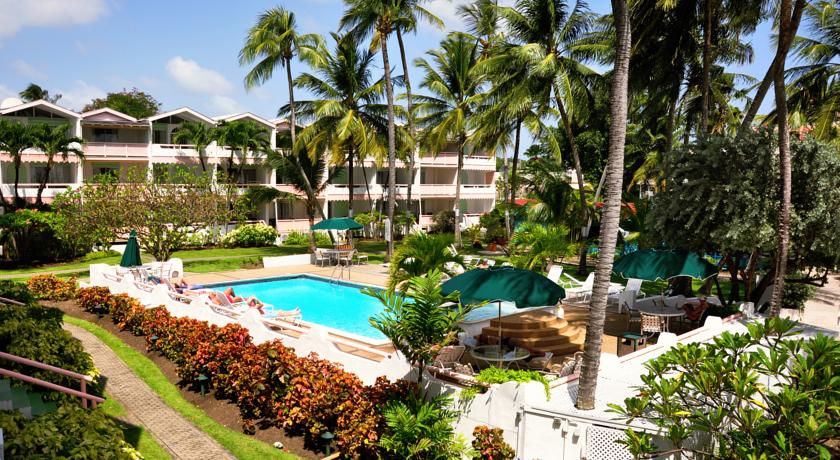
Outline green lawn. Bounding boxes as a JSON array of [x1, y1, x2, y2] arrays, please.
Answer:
[[64, 316, 297, 460], [100, 395, 172, 460]]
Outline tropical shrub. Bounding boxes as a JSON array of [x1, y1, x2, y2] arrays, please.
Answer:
[[472, 426, 515, 460], [76, 286, 113, 316], [367, 271, 475, 383], [222, 223, 278, 247], [475, 367, 551, 400], [354, 211, 384, 238], [780, 279, 816, 311], [0, 404, 139, 459], [27, 274, 78, 300], [387, 233, 464, 290], [430, 210, 455, 234], [0, 280, 36, 304], [611, 317, 840, 459], [479, 210, 505, 243], [378, 393, 469, 459], [0, 301, 103, 401], [509, 223, 575, 272], [284, 230, 331, 246], [0, 209, 84, 264], [74, 286, 411, 456], [80, 249, 121, 261]]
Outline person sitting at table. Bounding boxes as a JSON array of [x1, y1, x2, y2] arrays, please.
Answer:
[[682, 297, 709, 322]]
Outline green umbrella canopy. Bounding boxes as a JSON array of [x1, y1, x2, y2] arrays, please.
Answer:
[[119, 230, 142, 268], [311, 217, 363, 231], [441, 267, 566, 308], [613, 249, 718, 281]]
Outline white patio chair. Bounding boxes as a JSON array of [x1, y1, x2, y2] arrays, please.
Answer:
[[314, 250, 330, 267], [641, 314, 666, 337], [526, 352, 554, 371], [338, 250, 355, 266], [565, 273, 596, 300], [354, 252, 369, 264], [546, 265, 564, 285]]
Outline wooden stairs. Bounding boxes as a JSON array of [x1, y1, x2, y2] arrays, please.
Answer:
[[479, 310, 585, 357]]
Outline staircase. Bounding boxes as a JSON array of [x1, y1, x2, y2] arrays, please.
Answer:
[[0, 379, 58, 419], [479, 310, 585, 357]]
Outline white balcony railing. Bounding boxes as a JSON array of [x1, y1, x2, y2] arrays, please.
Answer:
[[418, 152, 495, 170], [85, 142, 148, 158]]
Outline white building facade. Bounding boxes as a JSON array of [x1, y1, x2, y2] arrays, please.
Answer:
[[0, 99, 497, 232]]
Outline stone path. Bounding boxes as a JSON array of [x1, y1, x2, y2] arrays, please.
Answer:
[[63, 323, 236, 460]]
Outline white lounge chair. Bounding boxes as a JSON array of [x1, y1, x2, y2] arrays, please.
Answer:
[[546, 265, 564, 285], [564, 273, 623, 301], [433, 345, 466, 370]]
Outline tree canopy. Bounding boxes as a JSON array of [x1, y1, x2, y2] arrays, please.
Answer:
[[82, 88, 161, 119]]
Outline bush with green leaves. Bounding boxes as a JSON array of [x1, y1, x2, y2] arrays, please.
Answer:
[[475, 367, 551, 400], [430, 210, 456, 234], [386, 233, 464, 290], [284, 230, 330, 246], [378, 392, 470, 459], [509, 223, 575, 272], [0, 209, 85, 264], [0, 279, 35, 304], [366, 270, 476, 383], [0, 404, 139, 459], [610, 317, 840, 459], [479, 210, 506, 243], [780, 279, 816, 311], [221, 223, 278, 247]]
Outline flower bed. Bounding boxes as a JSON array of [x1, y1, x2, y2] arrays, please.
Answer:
[[72, 286, 414, 456], [26, 274, 78, 301]]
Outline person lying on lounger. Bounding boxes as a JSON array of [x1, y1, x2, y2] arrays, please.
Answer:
[[170, 277, 204, 293], [208, 288, 266, 314]]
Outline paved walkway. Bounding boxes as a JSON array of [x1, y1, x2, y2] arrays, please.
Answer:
[[63, 323, 236, 460]]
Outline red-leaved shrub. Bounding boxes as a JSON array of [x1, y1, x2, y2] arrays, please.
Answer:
[[472, 425, 515, 460], [27, 274, 78, 300]]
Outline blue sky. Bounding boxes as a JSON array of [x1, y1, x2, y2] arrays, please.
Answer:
[[0, 0, 779, 143]]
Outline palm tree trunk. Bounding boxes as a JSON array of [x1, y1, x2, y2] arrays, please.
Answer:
[[554, 90, 589, 274], [362, 163, 374, 212], [700, 0, 713, 137], [198, 148, 207, 172], [348, 144, 354, 217], [504, 123, 516, 239], [510, 122, 522, 206], [286, 58, 328, 226], [454, 136, 465, 248], [13, 156, 22, 205], [576, 0, 631, 411], [738, 1, 806, 136], [397, 28, 416, 233], [381, 31, 398, 261], [36, 158, 53, 207], [770, 0, 797, 317]]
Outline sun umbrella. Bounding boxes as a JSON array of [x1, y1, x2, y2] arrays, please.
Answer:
[[119, 230, 141, 268], [311, 217, 363, 231], [441, 267, 566, 357], [612, 249, 718, 281]]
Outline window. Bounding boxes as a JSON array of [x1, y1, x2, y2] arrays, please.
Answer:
[[153, 130, 165, 144], [92, 128, 118, 142], [277, 201, 293, 219], [239, 169, 258, 184], [93, 166, 118, 179], [33, 166, 48, 184], [376, 170, 389, 185]]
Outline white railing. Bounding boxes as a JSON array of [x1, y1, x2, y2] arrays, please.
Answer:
[[85, 142, 148, 158], [276, 219, 314, 232], [419, 152, 495, 169]]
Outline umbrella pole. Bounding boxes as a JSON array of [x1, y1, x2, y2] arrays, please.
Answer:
[[498, 301, 503, 367]]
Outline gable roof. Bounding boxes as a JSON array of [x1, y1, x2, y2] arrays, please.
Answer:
[[213, 112, 275, 129], [0, 99, 80, 119], [81, 107, 138, 122], [145, 107, 215, 125]]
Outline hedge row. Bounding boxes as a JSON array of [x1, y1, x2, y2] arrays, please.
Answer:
[[74, 286, 415, 456]]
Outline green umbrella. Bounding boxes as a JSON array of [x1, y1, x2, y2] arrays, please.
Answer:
[[441, 267, 565, 357], [119, 230, 142, 268], [613, 249, 718, 281], [311, 217, 363, 231]]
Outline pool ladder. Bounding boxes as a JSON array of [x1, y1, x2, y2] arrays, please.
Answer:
[[329, 259, 351, 283]]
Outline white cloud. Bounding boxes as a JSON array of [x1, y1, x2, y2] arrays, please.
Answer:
[[165, 56, 234, 95], [0, 0, 109, 38], [10, 59, 47, 80], [210, 95, 245, 114], [425, 0, 466, 32], [57, 80, 106, 111], [0, 84, 15, 101]]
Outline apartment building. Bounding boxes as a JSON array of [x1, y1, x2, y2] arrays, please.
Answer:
[[0, 98, 497, 232]]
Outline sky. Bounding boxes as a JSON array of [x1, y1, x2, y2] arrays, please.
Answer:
[[0, 0, 780, 147]]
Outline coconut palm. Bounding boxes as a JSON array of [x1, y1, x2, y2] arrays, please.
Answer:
[[414, 32, 483, 248], [575, 0, 631, 411], [279, 32, 389, 218], [0, 120, 40, 207], [340, 0, 402, 260], [32, 124, 84, 207], [19, 83, 61, 103], [239, 6, 327, 220], [509, 222, 575, 271], [171, 121, 215, 172], [387, 233, 465, 290], [215, 120, 271, 181], [458, 0, 504, 57]]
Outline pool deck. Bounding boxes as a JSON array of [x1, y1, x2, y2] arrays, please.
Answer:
[[185, 263, 391, 288]]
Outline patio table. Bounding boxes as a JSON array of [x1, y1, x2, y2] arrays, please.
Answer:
[[635, 299, 686, 332], [321, 249, 354, 265], [470, 345, 530, 369]]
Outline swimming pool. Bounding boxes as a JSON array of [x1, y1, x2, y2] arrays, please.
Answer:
[[210, 275, 538, 341]]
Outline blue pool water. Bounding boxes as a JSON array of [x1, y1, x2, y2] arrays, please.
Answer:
[[211, 275, 538, 341]]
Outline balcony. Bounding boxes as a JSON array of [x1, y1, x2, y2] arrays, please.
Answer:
[[84, 143, 148, 159], [1, 183, 79, 202], [418, 152, 495, 171]]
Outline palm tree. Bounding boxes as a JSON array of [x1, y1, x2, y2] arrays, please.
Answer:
[[215, 120, 270, 181], [393, 1, 443, 231], [19, 83, 61, 103], [0, 120, 39, 207], [32, 124, 84, 207], [239, 6, 327, 220], [494, 0, 600, 273], [519, 154, 579, 225], [279, 33, 389, 218], [509, 222, 574, 271], [387, 233, 465, 290], [341, 0, 402, 260], [576, 0, 631, 411], [459, 0, 504, 57], [414, 32, 483, 248], [171, 121, 214, 172]]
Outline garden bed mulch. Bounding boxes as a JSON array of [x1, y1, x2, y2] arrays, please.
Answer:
[[46, 299, 322, 460]]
